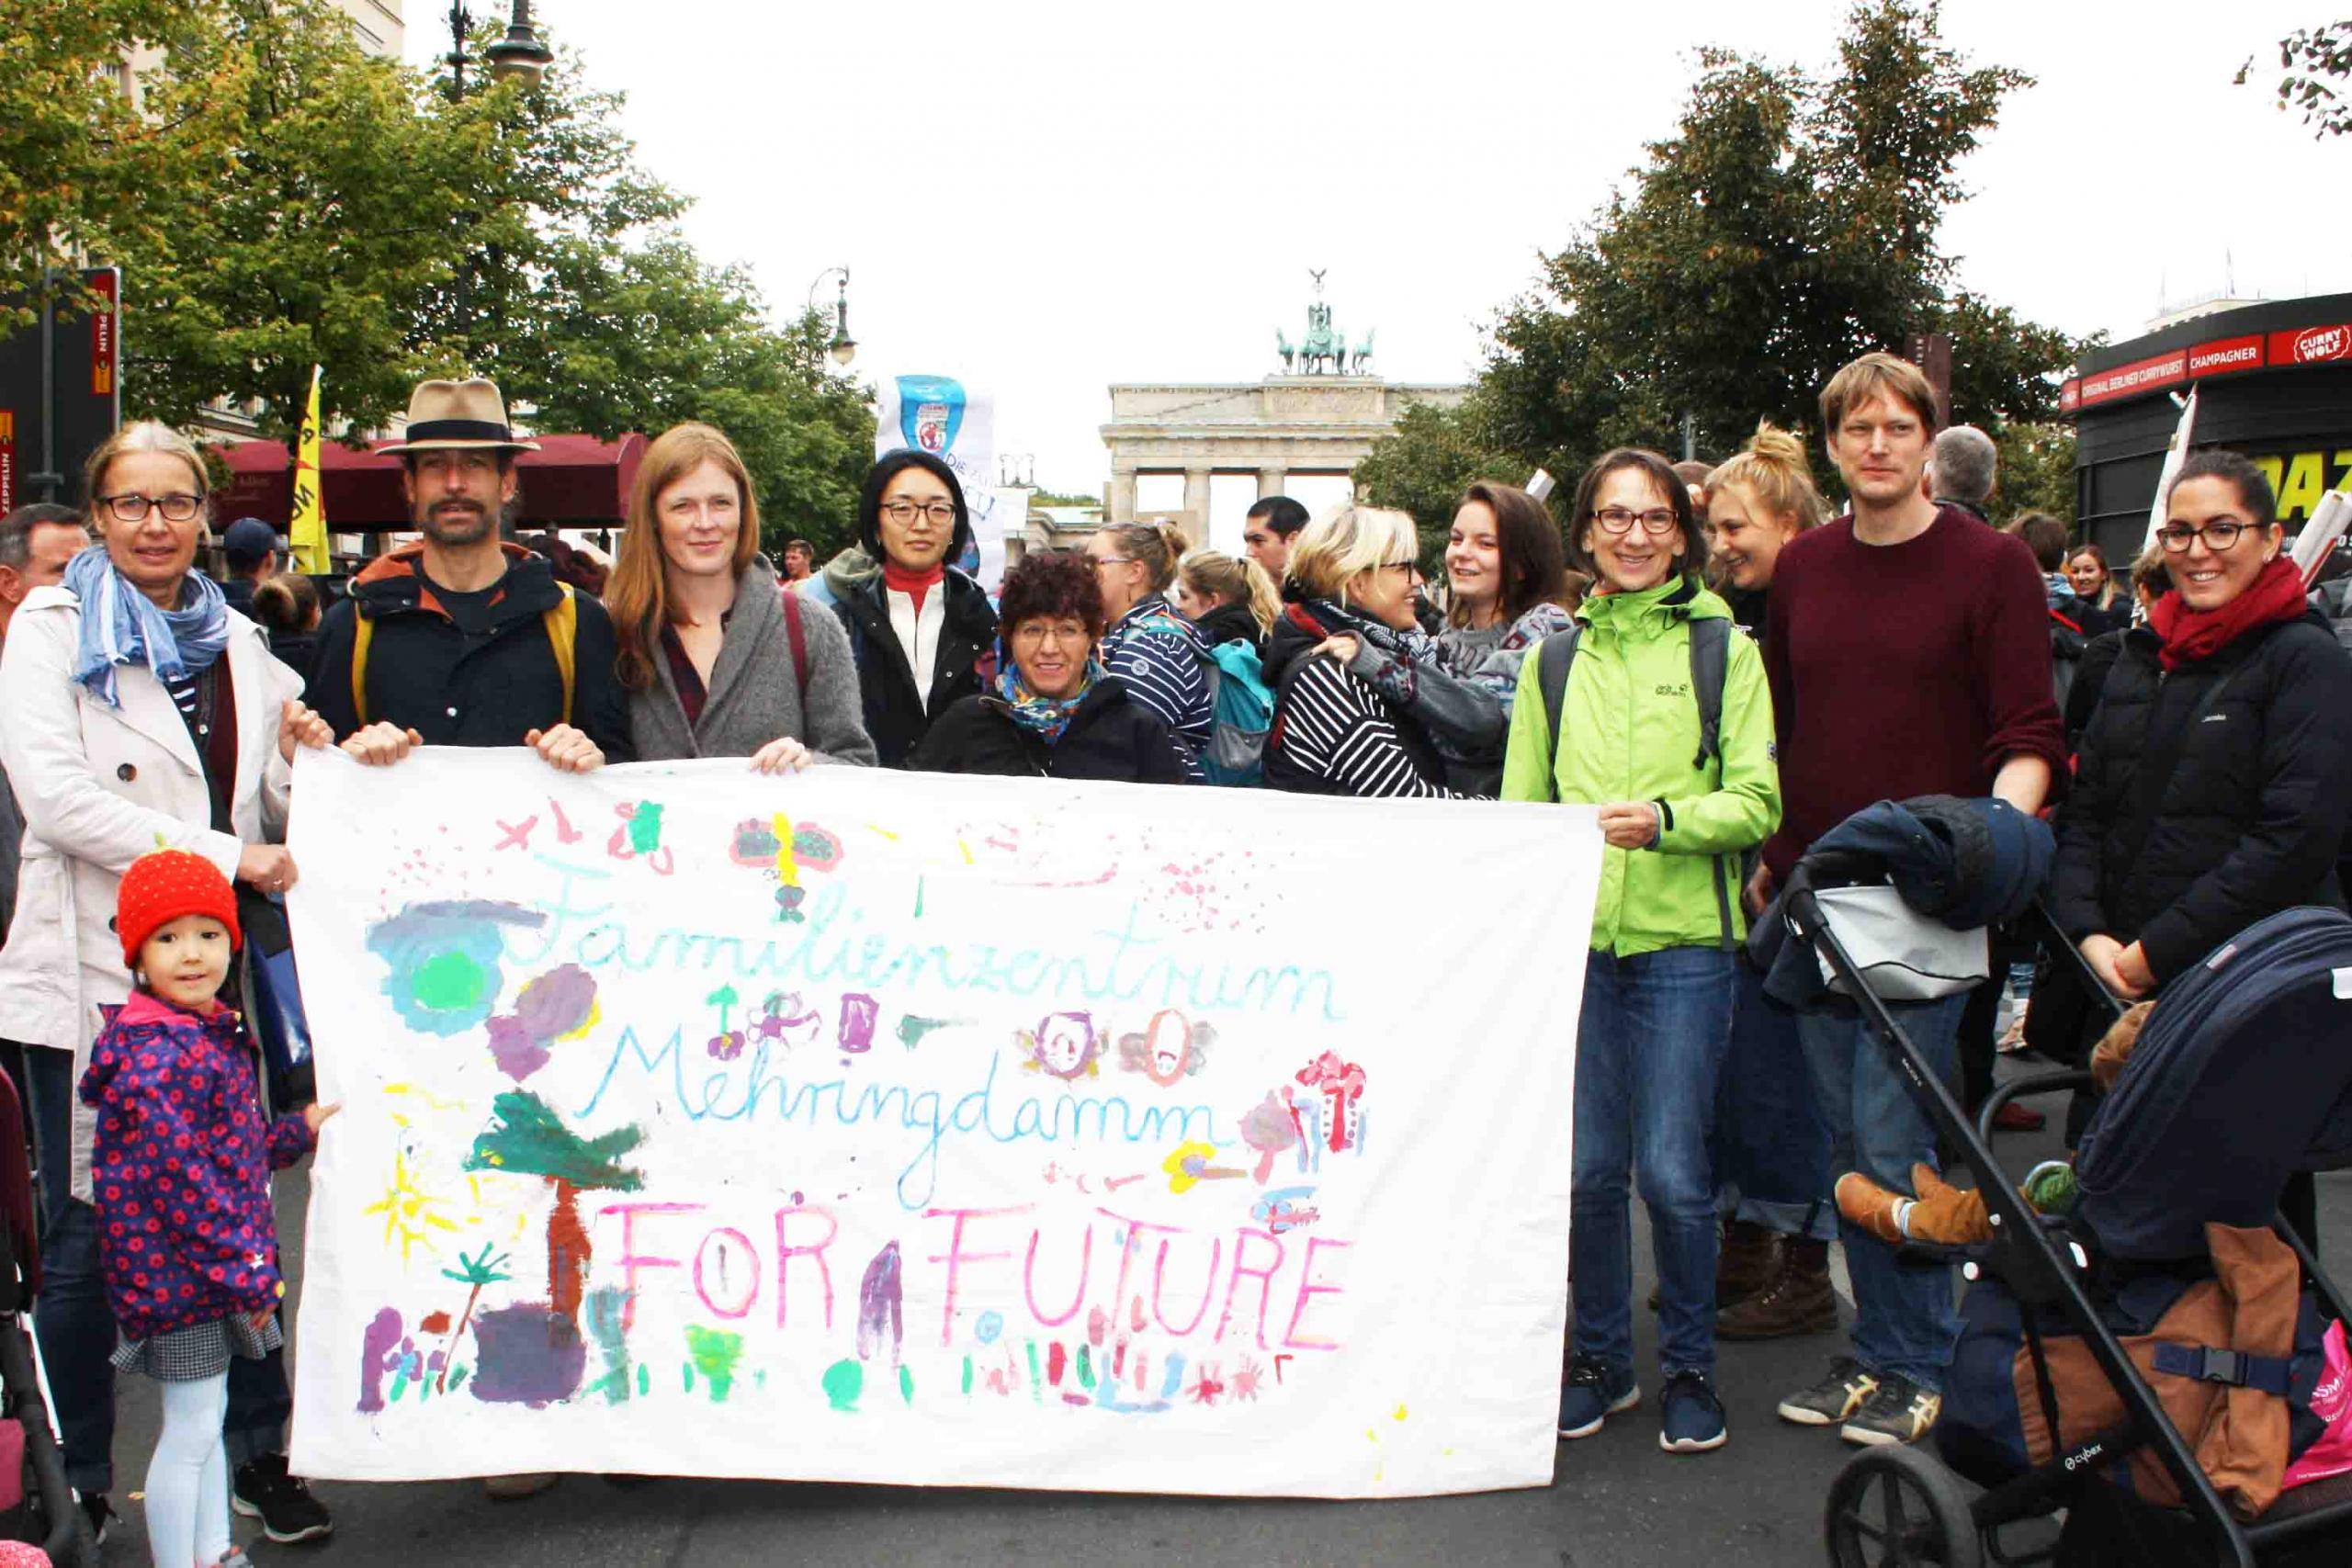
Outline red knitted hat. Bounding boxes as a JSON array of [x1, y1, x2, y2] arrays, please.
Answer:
[[117, 848, 242, 967]]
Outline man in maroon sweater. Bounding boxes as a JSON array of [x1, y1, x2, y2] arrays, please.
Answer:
[[1759, 353, 2065, 1448]]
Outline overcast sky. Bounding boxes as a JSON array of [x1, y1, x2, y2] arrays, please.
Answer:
[[412, 2, 2348, 542]]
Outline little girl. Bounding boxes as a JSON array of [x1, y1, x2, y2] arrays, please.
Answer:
[[82, 849, 335, 1568]]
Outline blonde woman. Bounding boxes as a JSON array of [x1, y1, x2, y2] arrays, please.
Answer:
[[1262, 505, 1464, 798], [1171, 547, 1278, 658]]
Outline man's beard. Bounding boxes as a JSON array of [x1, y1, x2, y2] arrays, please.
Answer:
[[419, 501, 494, 547]]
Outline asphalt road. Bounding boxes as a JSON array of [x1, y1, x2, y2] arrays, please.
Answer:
[[84, 1067, 2346, 1568]]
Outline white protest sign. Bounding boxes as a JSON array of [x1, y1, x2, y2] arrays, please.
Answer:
[[876, 374, 1014, 592], [286, 751, 1597, 1496]]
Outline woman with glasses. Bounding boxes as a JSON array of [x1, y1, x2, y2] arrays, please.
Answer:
[[1262, 505, 1465, 797], [2053, 452, 2352, 1247], [2054, 448, 2352, 1006], [0, 421, 337, 1542], [1501, 448, 1780, 1458], [1084, 522, 1214, 773], [830, 449, 999, 768], [610, 423, 876, 772], [911, 550, 1190, 784]]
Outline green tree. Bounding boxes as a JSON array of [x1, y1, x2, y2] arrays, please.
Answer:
[[1473, 1, 2062, 468], [123, 0, 472, 434], [464, 1089, 641, 1327], [0, 0, 237, 329], [2242, 23, 2352, 138], [1991, 421, 2078, 526]]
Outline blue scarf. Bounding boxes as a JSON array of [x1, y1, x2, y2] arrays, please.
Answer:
[[995, 653, 1100, 744], [64, 547, 230, 708]]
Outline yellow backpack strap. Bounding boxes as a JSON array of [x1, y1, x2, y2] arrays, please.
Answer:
[[543, 582, 578, 727], [350, 609, 374, 728]]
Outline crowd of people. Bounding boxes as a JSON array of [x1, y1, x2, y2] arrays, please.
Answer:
[[0, 345, 2347, 1562]]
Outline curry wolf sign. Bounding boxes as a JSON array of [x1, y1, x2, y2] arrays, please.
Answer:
[[285, 751, 1599, 1497]]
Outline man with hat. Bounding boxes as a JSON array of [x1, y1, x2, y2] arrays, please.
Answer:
[[219, 517, 283, 619], [309, 378, 628, 771]]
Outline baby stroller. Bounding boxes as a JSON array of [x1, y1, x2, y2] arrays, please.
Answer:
[[1788, 883, 2352, 1568], [0, 1072, 91, 1566]]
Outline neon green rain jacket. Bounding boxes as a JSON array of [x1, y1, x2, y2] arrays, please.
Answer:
[[1500, 577, 1781, 958]]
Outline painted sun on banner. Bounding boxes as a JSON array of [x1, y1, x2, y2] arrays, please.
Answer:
[[285, 751, 1598, 1497]]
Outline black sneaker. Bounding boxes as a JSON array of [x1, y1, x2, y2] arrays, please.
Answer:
[[232, 1453, 334, 1543], [1841, 1372, 1942, 1446], [76, 1493, 112, 1547], [1777, 1355, 1879, 1427], [1658, 1370, 1728, 1454]]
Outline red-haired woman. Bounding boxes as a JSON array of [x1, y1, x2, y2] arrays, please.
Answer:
[[609, 423, 876, 769], [912, 550, 1191, 783]]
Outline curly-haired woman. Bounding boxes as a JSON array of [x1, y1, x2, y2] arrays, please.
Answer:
[[910, 550, 1193, 784]]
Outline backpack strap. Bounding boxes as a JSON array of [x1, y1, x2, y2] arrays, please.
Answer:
[[352, 582, 580, 731], [543, 582, 578, 727], [1687, 615, 1735, 951], [350, 607, 374, 728], [782, 583, 810, 706], [1535, 625, 1583, 804]]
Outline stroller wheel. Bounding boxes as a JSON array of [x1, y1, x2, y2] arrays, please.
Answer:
[[1825, 1444, 1984, 1568]]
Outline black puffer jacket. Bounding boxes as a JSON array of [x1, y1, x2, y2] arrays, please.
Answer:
[[2052, 610, 2352, 982], [909, 678, 1191, 784], [831, 570, 997, 769]]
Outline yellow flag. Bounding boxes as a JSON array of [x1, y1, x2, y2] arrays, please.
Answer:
[[290, 364, 328, 574]]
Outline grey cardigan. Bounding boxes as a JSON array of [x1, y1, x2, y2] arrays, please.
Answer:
[[626, 555, 878, 767]]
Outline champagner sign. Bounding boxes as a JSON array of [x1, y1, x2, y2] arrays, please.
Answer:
[[285, 751, 1596, 1496]]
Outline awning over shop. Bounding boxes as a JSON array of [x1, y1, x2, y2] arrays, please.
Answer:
[[211, 433, 646, 534]]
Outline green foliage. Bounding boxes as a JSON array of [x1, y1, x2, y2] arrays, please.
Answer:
[[1992, 421, 2078, 526], [6, 2, 869, 548], [0, 0, 239, 330], [1351, 396, 1532, 569], [1397, 0, 2071, 511], [2243, 23, 2352, 138], [466, 1090, 644, 1190], [1028, 489, 1100, 508]]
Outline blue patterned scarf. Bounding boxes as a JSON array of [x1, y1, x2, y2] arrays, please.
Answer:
[[64, 547, 230, 707], [994, 653, 1100, 744]]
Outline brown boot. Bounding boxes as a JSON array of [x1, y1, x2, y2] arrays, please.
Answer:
[[1716, 1237, 1838, 1339], [1715, 1218, 1781, 1306]]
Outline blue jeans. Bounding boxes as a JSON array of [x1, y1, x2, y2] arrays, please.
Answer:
[[1571, 946, 1736, 1377], [20, 1043, 290, 1494], [1794, 994, 1969, 1392], [1712, 962, 1835, 1241]]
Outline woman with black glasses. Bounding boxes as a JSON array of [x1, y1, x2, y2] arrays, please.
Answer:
[[829, 449, 999, 767], [2053, 449, 2352, 1005]]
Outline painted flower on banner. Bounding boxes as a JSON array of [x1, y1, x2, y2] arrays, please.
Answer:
[[364, 901, 546, 1037]]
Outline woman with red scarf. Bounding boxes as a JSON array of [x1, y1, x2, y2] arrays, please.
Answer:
[[2054, 451, 2352, 1000], [2053, 448, 2352, 1065]]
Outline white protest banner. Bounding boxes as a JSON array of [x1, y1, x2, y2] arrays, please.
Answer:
[[286, 751, 1598, 1497], [876, 374, 1014, 591]]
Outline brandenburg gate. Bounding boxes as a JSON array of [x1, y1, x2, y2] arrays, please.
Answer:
[[1097, 280, 1468, 530]]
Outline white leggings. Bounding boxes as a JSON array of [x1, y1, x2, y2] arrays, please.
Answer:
[[146, 1371, 231, 1568]]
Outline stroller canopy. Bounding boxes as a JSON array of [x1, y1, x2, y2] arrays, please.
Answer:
[[2077, 906, 2352, 1261]]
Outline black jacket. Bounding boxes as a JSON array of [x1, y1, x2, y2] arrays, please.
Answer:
[[2064, 626, 2130, 753], [1192, 603, 1265, 660], [831, 570, 997, 769], [310, 543, 631, 759], [2052, 610, 2352, 982], [910, 679, 1191, 784]]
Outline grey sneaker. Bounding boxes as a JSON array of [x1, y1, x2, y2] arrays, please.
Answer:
[[1777, 1355, 1879, 1426]]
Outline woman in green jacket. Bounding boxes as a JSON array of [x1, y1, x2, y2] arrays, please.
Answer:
[[1504, 447, 1781, 1457]]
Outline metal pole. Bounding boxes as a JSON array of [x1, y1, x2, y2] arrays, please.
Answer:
[[30, 266, 61, 502]]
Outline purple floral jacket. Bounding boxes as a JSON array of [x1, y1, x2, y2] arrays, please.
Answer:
[[81, 992, 313, 1341]]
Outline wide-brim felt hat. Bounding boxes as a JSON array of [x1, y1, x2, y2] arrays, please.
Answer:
[[378, 377, 541, 455]]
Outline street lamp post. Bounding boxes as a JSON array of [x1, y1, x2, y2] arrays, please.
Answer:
[[808, 267, 856, 367], [445, 0, 554, 350]]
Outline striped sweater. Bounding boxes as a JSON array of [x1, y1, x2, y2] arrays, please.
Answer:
[[1101, 596, 1212, 773]]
